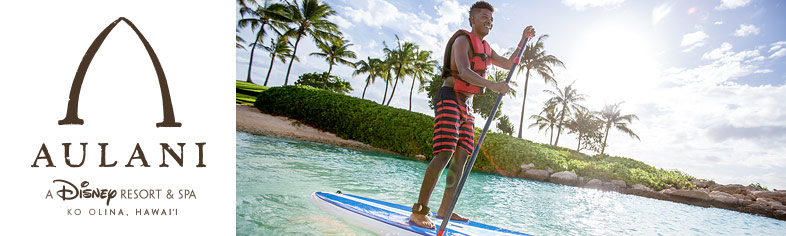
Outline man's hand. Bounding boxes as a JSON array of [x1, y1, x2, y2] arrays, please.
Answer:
[[522, 26, 536, 40], [488, 82, 510, 94]]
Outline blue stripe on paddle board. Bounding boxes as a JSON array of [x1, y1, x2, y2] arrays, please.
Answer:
[[315, 192, 531, 236]]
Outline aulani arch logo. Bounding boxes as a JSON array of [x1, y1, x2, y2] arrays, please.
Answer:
[[59, 17, 181, 128]]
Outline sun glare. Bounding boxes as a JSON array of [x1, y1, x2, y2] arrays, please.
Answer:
[[568, 21, 662, 106]]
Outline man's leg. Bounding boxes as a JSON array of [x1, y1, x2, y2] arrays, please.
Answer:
[[437, 147, 470, 221], [410, 150, 453, 228]]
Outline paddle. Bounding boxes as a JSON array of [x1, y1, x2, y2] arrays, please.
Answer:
[[436, 32, 533, 236]]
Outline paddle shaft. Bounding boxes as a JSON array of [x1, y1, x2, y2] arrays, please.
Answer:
[[436, 35, 531, 236]]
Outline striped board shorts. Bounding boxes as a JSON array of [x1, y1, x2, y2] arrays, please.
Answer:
[[432, 86, 475, 155]]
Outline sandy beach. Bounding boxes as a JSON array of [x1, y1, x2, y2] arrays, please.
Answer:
[[236, 105, 392, 154]]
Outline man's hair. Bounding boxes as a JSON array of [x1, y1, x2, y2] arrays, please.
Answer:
[[469, 1, 494, 16]]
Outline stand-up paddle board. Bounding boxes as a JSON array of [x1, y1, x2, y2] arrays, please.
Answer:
[[311, 191, 531, 236]]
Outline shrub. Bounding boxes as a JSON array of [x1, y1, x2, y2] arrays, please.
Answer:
[[253, 86, 697, 190]]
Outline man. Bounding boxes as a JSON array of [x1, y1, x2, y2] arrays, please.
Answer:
[[410, 1, 535, 229]]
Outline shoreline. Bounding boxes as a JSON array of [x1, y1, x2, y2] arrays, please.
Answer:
[[236, 105, 394, 155], [236, 104, 786, 222]]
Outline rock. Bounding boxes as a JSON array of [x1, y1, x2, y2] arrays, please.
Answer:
[[549, 171, 579, 186], [414, 154, 426, 161], [733, 194, 753, 201], [775, 210, 786, 218], [632, 184, 653, 191], [739, 199, 755, 206], [611, 180, 627, 188], [690, 179, 717, 188], [755, 197, 783, 208], [772, 205, 786, 212], [547, 167, 554, 174], [579, 177, 584, 186], [602, 182, 620, 191], [520, 169, 550, 182], [752, 191, 786, 205], [710, 184, 747, 195], [709, 191, 737, 205], [520, 163, 535, 171], [666, 190, 711, 201], [742, 203, 768, 215], [584, 179, 603, 189]]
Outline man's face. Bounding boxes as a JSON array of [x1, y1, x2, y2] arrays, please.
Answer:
[[470, 8, 494, 36]]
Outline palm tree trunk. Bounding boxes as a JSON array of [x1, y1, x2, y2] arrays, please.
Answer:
[[264, 54, 276, 86], [601, 124, 611, 155], [246, 27, 265, 84], [386, 67, 402, 106], [517, 69, 531, 138], [323, 63, 333, 89], [387, 77, 400, 106], [382, 75, 390, 104], [408, 76, 416, 111], [549, 125, 554, 145], [576, 132, 582, 151], [284, 34, 303, 85], [554, 108, 566, 146], [362, 77, 370, 99]]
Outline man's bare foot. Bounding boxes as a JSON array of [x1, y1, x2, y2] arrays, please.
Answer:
[[436, 211, 469, 221], [409, 212, 435, 229]]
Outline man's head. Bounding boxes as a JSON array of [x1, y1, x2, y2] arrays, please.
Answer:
[[469, 1, 494, 36]]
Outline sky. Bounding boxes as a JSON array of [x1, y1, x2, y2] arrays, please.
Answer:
[[236, 0, 786, 190]]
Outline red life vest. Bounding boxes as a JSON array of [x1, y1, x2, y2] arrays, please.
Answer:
[[442, 29, 492, 95]]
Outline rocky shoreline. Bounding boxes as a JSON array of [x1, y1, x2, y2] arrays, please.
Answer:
[[238, 105, 785, 222], [510, 162, 786, 221]]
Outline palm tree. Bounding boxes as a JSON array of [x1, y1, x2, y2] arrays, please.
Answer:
[[529, 101, 560, 145], [383, 36, 417, 106], [309, 38, 357, 89], [261, 36, 297, 86], [598, 102, 640, 155], [516, 35, 565, 138], [236, 29, 246, 50], [282, 0, 341, 85], [378, 58, 394, 104], [408, 49, 438, 111], [543, 81, 586, 146], [353, 57, 382, 99], [238, 1, 289, 84], [567, 107, 600, 151]]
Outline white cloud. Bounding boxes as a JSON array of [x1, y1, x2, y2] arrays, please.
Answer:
[[734, 24, 760, 37], [561, 0, 625, 11], [754, 69, 773, 74], [328, 15, 353, 30], [768, 41, 786, 59], [770, 48, 786, 59], [680, 31, 708, 52], [716, 0, 752, 10], [651, 3, 672, 26], [714, 21, 723, 25]]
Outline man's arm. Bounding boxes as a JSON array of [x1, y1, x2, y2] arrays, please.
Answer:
[[453, 36, 509, 93], [491, 26, 535, 69]]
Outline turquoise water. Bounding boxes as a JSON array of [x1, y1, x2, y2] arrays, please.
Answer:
[[236, 131, 786, 235]]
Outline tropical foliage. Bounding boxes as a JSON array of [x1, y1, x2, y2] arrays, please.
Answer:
[[597, 102, 640, 154], [281, 0, 341, 85], [294, 72, 353, 94], [254, 86, 694, 191], [309, 38, 357, 88], [237, 1, 289, 84], [515, 34, 565, 138], [543, 82, 587, 146]]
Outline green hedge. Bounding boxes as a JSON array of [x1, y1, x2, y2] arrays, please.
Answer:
[[253, 86, 695, 191], [255, 86, 432, 158]]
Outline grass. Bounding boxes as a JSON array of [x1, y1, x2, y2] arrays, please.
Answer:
[[236, 80, 269, 105]]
